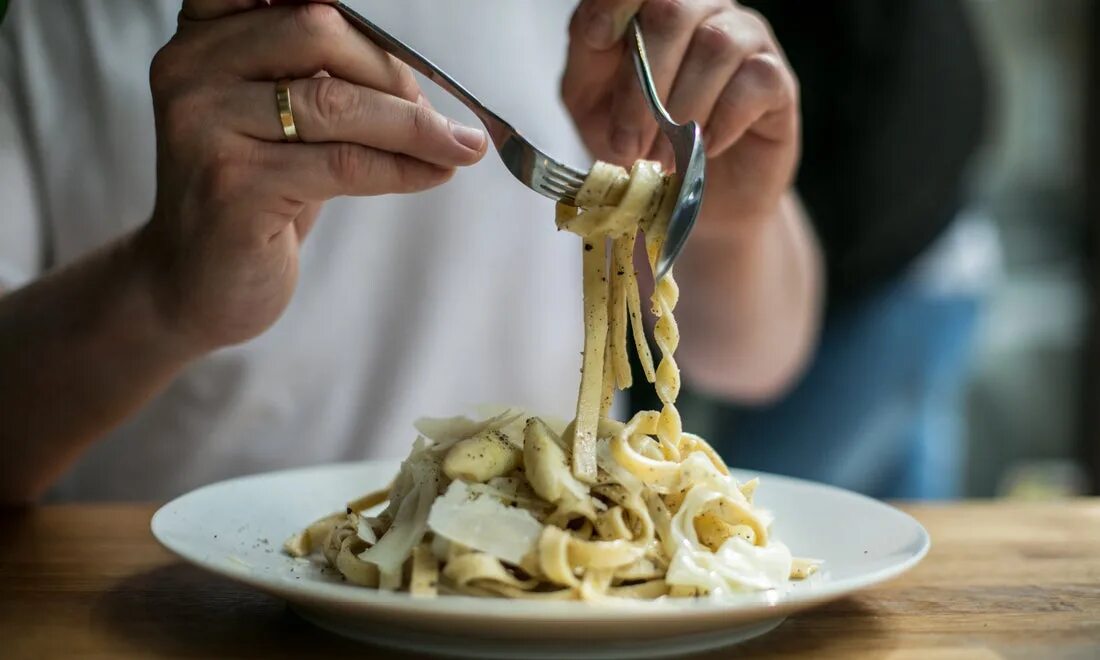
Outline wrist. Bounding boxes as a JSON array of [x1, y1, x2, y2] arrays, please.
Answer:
[[125, 222, 210, 363]]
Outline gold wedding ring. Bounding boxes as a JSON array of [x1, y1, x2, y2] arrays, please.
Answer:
[[275, 78, 299, 142]]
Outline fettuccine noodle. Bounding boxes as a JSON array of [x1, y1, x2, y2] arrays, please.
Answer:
[[285, 161, 819, 600]]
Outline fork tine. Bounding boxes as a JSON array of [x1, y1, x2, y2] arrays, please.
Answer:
[[544, 175, 584, 195], [536, 180, 578, 202], [537, 180, 576, 196], [543, 179, 581, 196], [542, 165, 586, 199], [545, 166, 586, 185], [551, 164, 588, 183]]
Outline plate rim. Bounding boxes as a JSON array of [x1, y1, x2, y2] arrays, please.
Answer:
[[151, 460, 931, 622]]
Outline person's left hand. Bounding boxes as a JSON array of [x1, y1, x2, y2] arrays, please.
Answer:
[[562, 0, 799, 233]]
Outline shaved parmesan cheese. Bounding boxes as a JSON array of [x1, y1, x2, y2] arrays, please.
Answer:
[[414, 416, 486, 443], [428, 481, 542, 567], [359, 457, 441, 584], [415, 410, 522, 445]]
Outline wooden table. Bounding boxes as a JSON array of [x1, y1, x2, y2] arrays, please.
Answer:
[[2, 501, 1099, 659]]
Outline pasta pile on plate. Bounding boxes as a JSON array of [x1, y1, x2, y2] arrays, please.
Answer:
[[285, 161, 818, 600]]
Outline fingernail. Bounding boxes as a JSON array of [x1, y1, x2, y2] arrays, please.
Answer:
[[451, 122, 486, 151], [610, 126, 640, 160], [584, 10, 613, 49]]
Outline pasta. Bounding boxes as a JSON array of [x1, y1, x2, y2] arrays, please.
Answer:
[[285, 160, 819, 600]]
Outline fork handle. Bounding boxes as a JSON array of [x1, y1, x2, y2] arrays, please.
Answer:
[[629, 18, 677, 132], [333, 2, 513, 145]]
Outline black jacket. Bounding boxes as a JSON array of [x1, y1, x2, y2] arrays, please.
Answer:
[[746, 0, 988, 307]]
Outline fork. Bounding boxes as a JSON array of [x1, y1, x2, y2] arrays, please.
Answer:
[[333, 3, 702, 277], [333, 2, 587, 204], [627, 18, 706, 280]]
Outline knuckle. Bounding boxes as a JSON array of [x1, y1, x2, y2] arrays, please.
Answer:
[[293, 2, 346, 39], [387, 155, 416, 192], [149, 39, 221, 140], [743, 53, 788, 93], [692, 20, 739, 64], [200, 145, 246, 203], [157, 86, 206, 139], [567, 5, 585, 39], [738, 7, 774, 40], [312, 77, 358, 126], [149, 42, 186, 98], [409, 105, 442, 142], [642, 0, 690, 31], [390, 65, 422, 103], [328, 142, 365, 186]]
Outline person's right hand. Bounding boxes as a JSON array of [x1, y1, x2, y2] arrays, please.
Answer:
[[139, 0, 487, 351]]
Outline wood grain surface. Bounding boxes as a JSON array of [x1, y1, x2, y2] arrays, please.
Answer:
[[1, 501, 1099, 659]]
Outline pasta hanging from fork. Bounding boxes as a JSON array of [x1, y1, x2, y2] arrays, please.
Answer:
[[285, 160, 820, 601]]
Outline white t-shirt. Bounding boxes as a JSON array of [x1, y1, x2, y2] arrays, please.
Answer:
[[0, 1, 590, 500]]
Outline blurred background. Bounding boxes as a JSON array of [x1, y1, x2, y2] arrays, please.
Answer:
[[961, 0, 1096, 498], [677, 0, 1099, 502]]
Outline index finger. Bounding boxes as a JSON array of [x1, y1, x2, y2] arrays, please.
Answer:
[[574, 0, 647, 50], [201, 4, 422, 102]]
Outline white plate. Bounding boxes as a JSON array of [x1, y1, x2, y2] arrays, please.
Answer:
[[152, 462, 929, 659]]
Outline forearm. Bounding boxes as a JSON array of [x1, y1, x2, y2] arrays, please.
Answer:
[[675, 191, 822, 402], [0, 227, 197, 502]]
